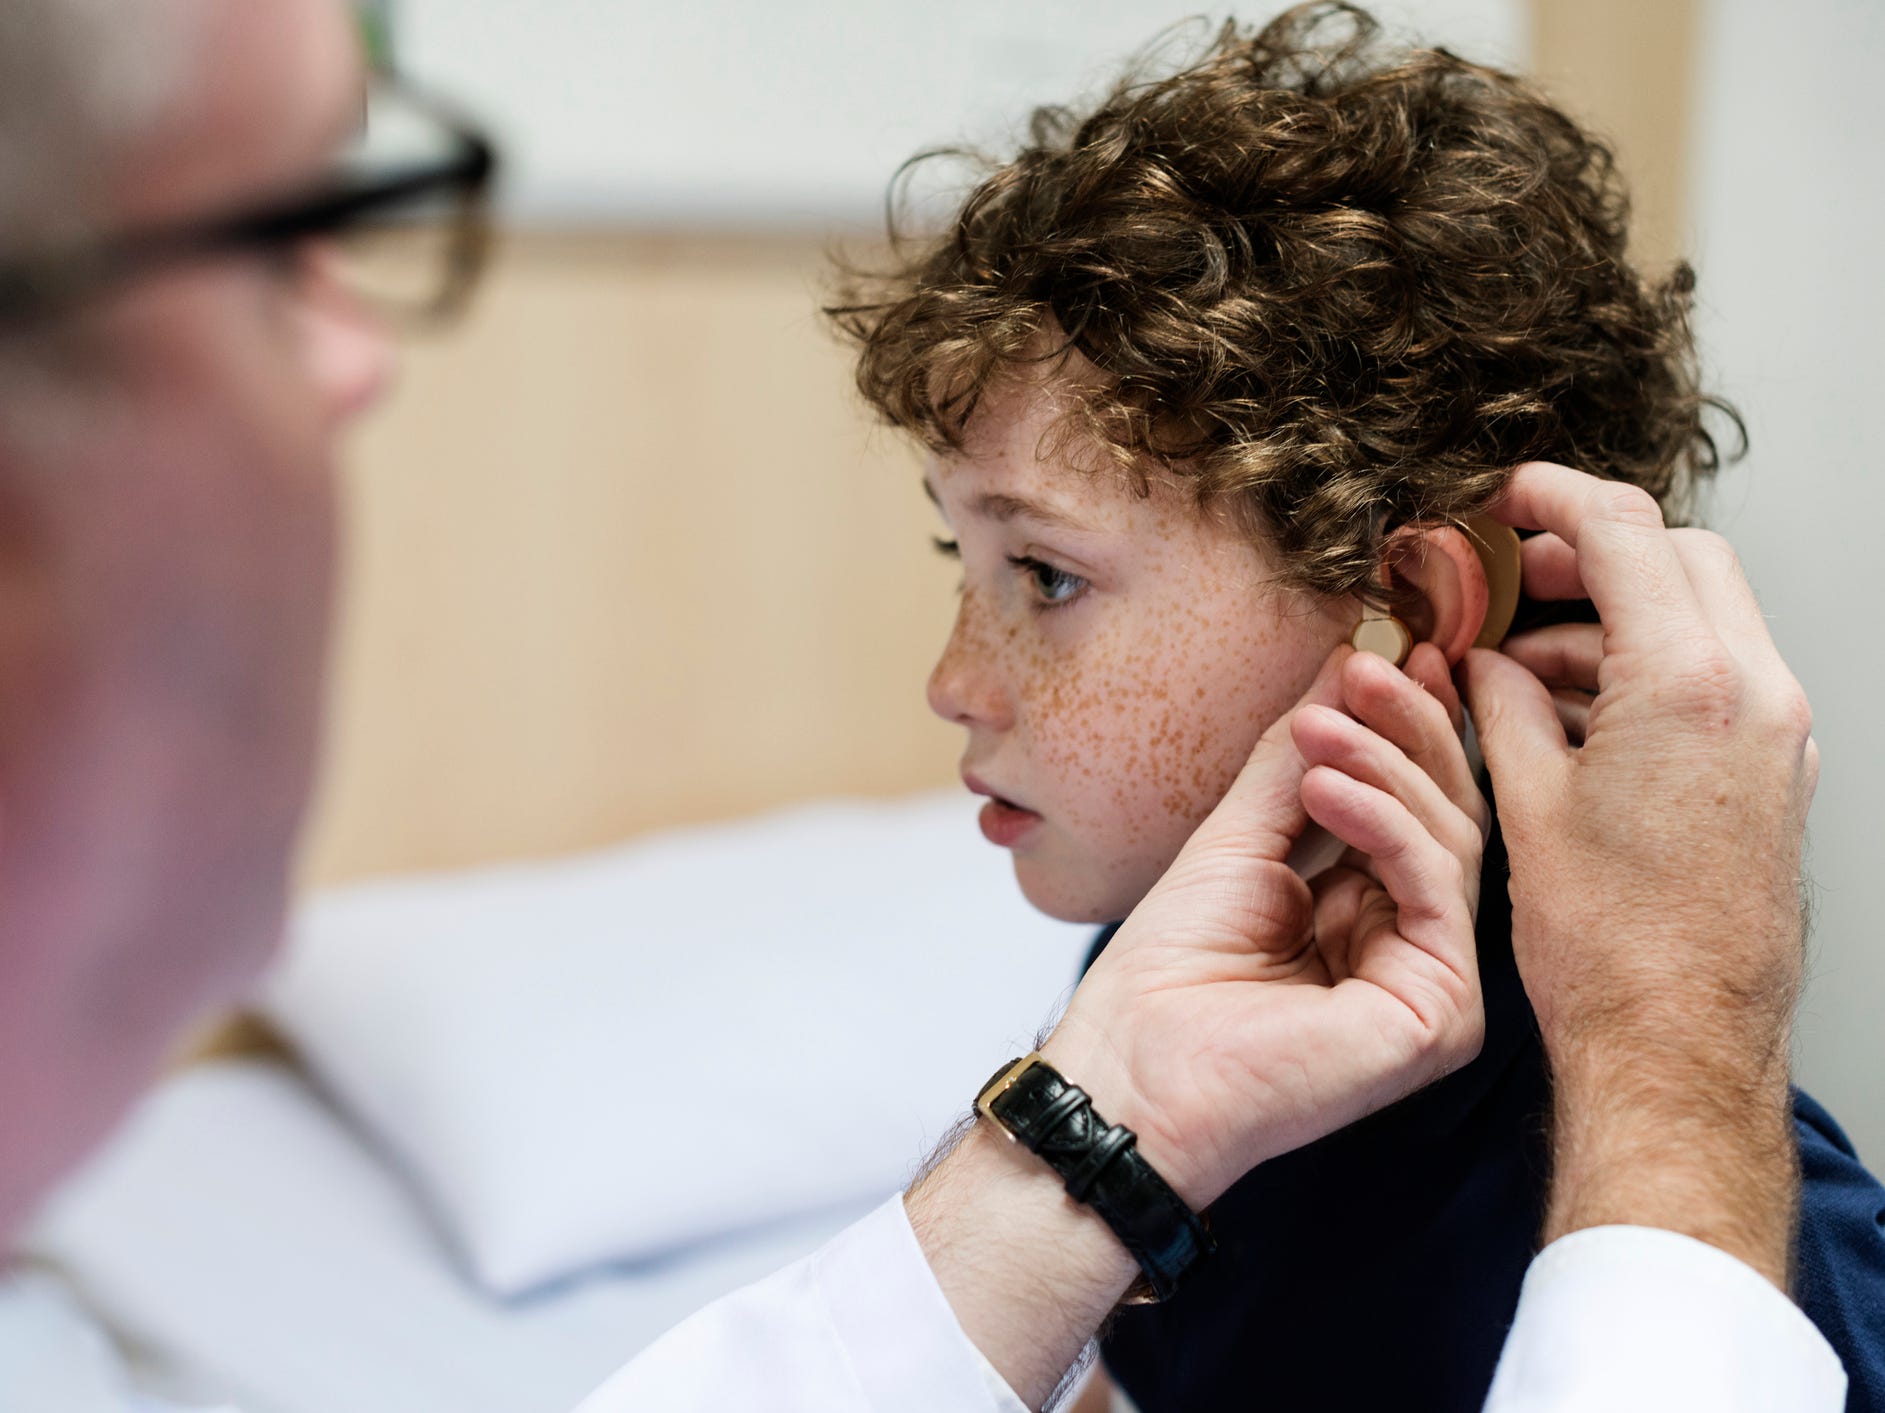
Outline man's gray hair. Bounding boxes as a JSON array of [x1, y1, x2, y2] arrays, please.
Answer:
[[0, 0, 194, 254]]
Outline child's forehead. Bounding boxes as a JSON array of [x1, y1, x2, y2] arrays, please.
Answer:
[[924, 459, 1104, 541], [929, 380, 1181, 515], [925, 449, 1173, 546]]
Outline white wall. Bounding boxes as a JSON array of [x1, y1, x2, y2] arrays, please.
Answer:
[[396, 1, 1527, 227], [1692, 0, 1885, 1160]]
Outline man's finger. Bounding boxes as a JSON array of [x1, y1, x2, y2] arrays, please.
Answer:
[[1459, 647, 1570, 792], [1500, 622, 1605, 696], [1292, 703, 1481, 862], [1488, 463, 1705, 656], [1666, 529, 1787, 671], [1517, 533, 1585, 601], [1340, 648, 1481, 831], [1401, 641, 1465, 734], [1299, 767, 1477, 970]]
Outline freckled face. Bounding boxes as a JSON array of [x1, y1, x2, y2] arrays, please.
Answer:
[[926, 382, 1353, 923]]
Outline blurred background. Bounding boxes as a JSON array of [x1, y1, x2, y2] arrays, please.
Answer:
[[311, 0, 1882, 1156]]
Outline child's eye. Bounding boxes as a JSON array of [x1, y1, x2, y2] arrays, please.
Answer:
[[932, 536, 960, 559], [1008, 555, 1088, 609]]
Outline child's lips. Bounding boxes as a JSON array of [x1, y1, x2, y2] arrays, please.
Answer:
[[977, 798, 1043, 847], [962, 771, 1044, 847]]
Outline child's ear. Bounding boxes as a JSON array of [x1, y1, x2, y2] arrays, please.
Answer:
[[1384, 525, 1489, 666]]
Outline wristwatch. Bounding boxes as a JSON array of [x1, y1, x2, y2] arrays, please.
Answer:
[[975, 1052, 1214, 1302]]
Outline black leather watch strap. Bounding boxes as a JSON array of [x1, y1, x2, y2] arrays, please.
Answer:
[[975, 1053, 1213, 1301]]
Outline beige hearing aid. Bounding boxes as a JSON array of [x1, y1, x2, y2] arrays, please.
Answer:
[[1350, 608, 1414, 666], [1349, 512, 1523, 665]]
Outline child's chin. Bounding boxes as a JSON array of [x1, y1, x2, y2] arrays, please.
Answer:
[[1012, 859, 1137, 926]]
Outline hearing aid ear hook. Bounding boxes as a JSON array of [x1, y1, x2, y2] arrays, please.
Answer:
[[1463, 512, 1522, 651], [1349, 512, 1523, 666]]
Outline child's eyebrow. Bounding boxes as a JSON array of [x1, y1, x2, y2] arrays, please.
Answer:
[[923, 476, 1093, 533], [970, 492, 1093, 532], [921, 472, 1098, 534]]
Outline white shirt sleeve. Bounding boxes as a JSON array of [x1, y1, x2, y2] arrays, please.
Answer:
[[20, 1202, 1844, 1413], [577, 1203, 1852, 1413], [1484, 1225, 1847, 1413], [571, 1195, 1029, 1413]]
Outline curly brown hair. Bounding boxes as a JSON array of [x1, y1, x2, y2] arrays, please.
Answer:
[[828, 2, 1738, 601]]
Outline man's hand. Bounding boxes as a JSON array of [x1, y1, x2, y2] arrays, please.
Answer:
[[909, 642, 1489, 1409], [1458, 461, 1819, 1289], [1044, 642, 1489, 1210]]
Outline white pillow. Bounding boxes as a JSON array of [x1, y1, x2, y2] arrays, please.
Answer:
[[261, 792, 1094, 1297], [31, 1060, 875, 1413]]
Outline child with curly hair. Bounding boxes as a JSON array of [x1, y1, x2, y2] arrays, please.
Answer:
[[830, 6, 1885, 1410]]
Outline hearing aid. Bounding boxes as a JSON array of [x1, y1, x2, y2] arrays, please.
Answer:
[[1349, 512, 1523, 666]]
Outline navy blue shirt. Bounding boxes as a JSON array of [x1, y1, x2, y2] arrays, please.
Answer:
[[1085, 816, 1885, 1412]]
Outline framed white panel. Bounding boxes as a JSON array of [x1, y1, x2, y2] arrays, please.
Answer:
[[395, 1, 1530, 227]]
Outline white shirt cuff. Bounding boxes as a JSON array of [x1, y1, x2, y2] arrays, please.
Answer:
[[575, 1195, 1027, 1413], [1484, 1225, 1847, 1413], [818, 1196, 1030, 1413]]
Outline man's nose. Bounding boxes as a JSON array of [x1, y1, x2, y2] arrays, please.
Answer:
[[927, 596, 1014, 732], [295, 244, 397, 426]]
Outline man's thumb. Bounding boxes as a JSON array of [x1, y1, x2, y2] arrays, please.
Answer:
[[1459, 647, 1566, 783]]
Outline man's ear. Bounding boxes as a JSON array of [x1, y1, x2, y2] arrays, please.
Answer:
[[1384, 525, 1489, 666]]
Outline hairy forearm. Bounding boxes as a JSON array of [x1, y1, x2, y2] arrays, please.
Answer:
[[902, 1025, 1186, 1410], [904, 1118, 1137, 1410], [1544, 1041, 1799, 1289]]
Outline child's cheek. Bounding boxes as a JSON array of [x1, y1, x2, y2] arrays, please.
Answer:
[[1011, 615, 1132, 834], [1138, 603, 1284, 835], [1023, 596, 1266, 853]]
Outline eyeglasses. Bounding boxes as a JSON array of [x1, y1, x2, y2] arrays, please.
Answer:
[[0, 77, 499, 331]]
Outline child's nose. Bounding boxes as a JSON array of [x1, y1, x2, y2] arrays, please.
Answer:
[[927, 598, 1014, 732]]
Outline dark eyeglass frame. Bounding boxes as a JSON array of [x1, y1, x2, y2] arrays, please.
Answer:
[[0, 78, 499, 330]]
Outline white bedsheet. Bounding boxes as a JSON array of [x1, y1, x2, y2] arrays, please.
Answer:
[[25, 1060, 875, 1413]]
